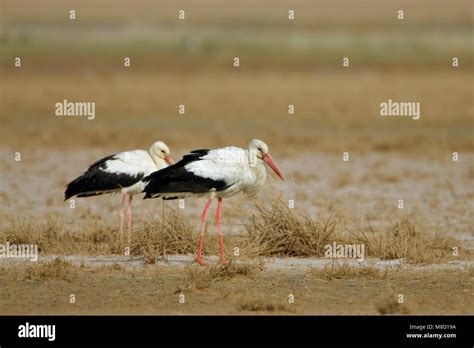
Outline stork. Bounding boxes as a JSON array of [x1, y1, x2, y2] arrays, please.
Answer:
[[143, 139, 284, 265], [64, 140, 174, 245]]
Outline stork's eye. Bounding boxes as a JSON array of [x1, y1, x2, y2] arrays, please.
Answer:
[[161, 150, 166, 153]]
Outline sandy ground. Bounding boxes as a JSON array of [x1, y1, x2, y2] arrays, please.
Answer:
[[0, 255, 472, 315], [2, 254, 473, 271]]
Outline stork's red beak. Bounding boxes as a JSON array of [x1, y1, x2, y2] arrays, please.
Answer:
[[165, 155, 175, 165], [262, 153, 284, 181]]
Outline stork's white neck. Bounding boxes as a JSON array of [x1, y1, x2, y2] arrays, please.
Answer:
[[242, 149, 267, 196], [148, 150, 167, 169]]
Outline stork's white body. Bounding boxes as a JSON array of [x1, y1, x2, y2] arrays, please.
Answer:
[[65, 149, 169, 199], [143, 139, 283, 266], [105, 149, 165, 195], [65, 140, 173, 247], [178, 146, 267, 198]]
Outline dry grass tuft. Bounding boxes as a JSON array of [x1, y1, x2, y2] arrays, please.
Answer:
[[243, 198, 337, 257], [0, 217, 117, 255], [181, 265, 213, 290], [207, 260, 263, 280], [234, 294, 292, 312], [376, 296, 411, 315], [87, 263, 126, 274], [0, 204, 464, 269], [180, 260, 263, 291], [0, 218, 65, 253], [23, 257, 77, 282], [133, 207, 195, 263], [307, 262, 383, 280], [348, 219, 459, 264]]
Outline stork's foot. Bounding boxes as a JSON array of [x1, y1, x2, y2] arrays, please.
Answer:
[[195, 256, 206, 266], [219, 258, 229, 266]]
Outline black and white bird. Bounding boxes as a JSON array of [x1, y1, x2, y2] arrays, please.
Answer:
[[143, 139, 284, 265], [64, 140, 174, 245]]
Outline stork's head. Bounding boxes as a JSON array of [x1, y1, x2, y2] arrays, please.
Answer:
[[149, 141, 174, 166], [248, 139, 284, 181]]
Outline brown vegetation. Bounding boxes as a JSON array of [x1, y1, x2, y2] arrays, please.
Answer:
[[133, 207, 195, 263], [347, 219, 460, 264], [23, 257, 77, 282], [307, 262, 383, 280], [179, 260, 263, 291], [243, 198, 337, 257], [234, 294, 292, 313], [376, 296, 411, 315]]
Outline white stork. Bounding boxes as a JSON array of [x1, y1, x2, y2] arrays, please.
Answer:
[[64, 140, 174, 245], [143, 139, 284, 265]]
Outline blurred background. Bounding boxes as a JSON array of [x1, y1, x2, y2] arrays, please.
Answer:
[[1, 0, 472, 154]]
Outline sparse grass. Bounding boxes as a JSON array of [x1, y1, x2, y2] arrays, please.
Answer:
[[180, 260, 263, 291], [376, 296, 411, 315], [133, 207, 195, 263], [88, 263, 125, 274], [181, 265, 213, 290], [242, 199, 464, 265], [23, 257, 77, 282], [207, 260, 263, 280], [307, 262, 383, 280], [0, 206, 466, 268], [348, 219, 460, 264], [0, 217, 117, 255], [234, 294, 292, 313], [243, 198, 337, 257], [0, 218, 66, 253]]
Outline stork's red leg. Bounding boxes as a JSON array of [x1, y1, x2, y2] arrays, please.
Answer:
[[119, 193, 127, 245], [196, 197, 213, 266], [126, 195, 133, 246], [216, 197, 228, 265]]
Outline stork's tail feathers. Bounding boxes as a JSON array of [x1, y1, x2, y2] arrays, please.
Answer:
[[64, 176, 87, 200], [64, 173, 118, 200]]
